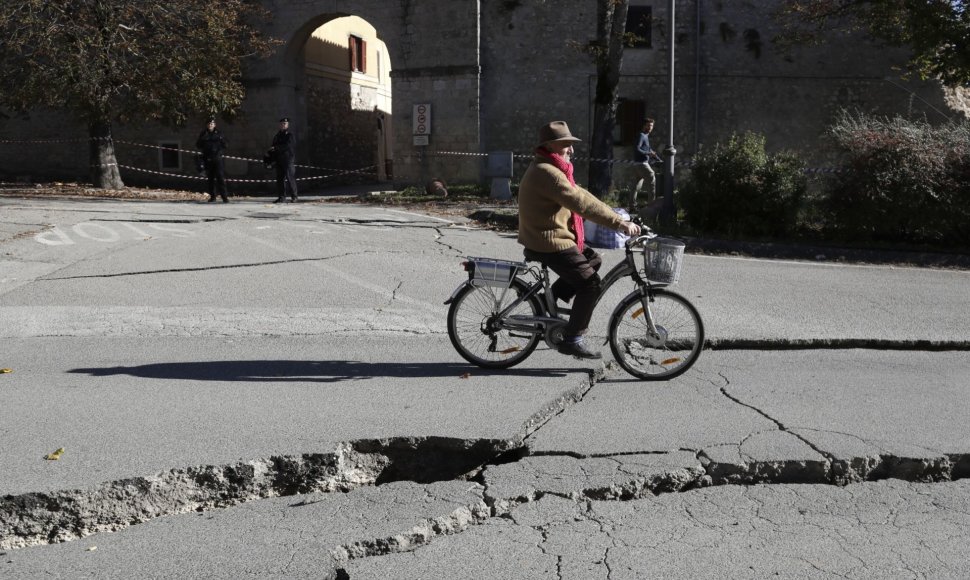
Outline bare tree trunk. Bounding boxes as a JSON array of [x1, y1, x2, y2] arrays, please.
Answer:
[[588, 0, 630, 198], [88, 120, 124, 189]]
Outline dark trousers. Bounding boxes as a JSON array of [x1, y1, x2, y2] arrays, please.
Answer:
[[275, 160, 298, 198], [205, 157, 228, 199], [533, 246, 603, 338]]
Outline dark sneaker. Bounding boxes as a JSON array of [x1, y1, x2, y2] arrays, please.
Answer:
[[274, 197, 284, 204], [558, 340, 602, 360]]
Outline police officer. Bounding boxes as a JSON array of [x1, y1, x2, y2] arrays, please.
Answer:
[[196, 118, 229, 203], [271, 117, 298, 203]]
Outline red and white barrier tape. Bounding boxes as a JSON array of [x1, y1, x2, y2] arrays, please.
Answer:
[[116, 164, 377, 183], [3, 137, 844, 175]]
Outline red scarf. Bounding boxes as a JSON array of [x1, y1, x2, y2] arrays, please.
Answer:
[[536, 147, 585, 252]]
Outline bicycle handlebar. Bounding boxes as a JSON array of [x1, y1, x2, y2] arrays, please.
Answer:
[[625, 216, 657, 249], [625, 231, 657, 249]]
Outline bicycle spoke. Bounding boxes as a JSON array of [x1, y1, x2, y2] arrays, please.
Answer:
[[609, 289, 704, 380], [447, 281, 542, 369]]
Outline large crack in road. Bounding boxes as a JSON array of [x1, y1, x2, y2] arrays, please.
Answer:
[[709, 338, 970, 351], [3, 210, 967, 576], [36, 251, 392, 281], [2, 360, 967, 578]]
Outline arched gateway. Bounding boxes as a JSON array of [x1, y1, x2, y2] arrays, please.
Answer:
[[246, 0, 482, 185]]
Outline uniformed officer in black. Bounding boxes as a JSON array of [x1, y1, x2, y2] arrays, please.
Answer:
[[196, 118, 229, 203], [271, 117, 298, 203]]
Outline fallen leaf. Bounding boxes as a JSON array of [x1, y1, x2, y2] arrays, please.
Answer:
[[86, 546, 97, 552], [460, 372, 471, 379], [44, 447, 65, 461], [0, 368, 12, 374]]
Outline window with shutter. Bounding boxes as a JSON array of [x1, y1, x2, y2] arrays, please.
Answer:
[[349, 35, 366, 73]]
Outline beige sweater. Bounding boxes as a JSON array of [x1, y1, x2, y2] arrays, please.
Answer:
[[517, 156, 626, 252]]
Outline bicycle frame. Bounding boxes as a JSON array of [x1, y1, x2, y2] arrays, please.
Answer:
[[445, 235, 666, 343]]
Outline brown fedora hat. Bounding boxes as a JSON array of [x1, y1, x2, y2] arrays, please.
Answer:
[[537, 121, 581, 146]]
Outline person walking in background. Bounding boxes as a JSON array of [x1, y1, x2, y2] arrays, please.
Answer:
[[518, 121, 640, 360], [271, 117, 298, 203], [196, 118, 229, 203], [629, 118, 662, 209]]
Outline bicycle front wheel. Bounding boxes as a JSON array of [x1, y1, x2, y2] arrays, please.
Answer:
[[608, 288, 704, 380], [447, 279, 543, 369]]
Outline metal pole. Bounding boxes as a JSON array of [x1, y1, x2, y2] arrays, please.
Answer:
[[661, 0, 677, 226]]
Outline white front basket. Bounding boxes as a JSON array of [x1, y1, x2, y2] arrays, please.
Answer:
[[641, 238, 685, 284]]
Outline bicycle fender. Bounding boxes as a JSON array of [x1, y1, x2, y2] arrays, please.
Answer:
[[443, 281, 471, 305], [601, 289, 639, 344], [608, 288, 651, 325]]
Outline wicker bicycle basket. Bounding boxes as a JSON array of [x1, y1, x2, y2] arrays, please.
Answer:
[[641, 237, 685, 284]]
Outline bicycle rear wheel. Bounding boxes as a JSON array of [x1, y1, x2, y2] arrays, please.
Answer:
[[608, 288, 704, 380], [447, 278, 543, 369]]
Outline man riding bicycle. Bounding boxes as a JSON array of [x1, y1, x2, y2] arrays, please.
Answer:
[[518, 121, 641, 359]]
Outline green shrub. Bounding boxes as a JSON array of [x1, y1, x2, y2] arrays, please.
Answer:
[[826, 112, 970, 244], [680, 132, 807, 237]]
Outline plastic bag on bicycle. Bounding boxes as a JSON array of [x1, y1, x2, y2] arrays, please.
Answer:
[[584, 208, 630, 249]]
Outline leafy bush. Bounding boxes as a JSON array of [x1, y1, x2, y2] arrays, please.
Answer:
[[826, 112, 970, 244], [680, 132, 807, 237]]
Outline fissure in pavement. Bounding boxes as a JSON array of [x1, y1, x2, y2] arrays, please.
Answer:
[[709, 337, 970, 351], [38, 251, 386, 281], [1, 369, 967, 555]]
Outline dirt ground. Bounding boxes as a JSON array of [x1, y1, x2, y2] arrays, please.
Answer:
[[0, 182, 205, 202], [0, 181, 511, 224]]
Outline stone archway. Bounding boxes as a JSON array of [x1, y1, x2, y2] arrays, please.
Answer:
[[301, 15, 394, 182], [245, 1, 484, 186]]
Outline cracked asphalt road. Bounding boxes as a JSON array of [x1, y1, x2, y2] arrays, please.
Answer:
[[1, 196, 969, 578]]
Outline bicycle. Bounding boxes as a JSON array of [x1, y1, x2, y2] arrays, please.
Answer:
[[444, 227, 704, 380]]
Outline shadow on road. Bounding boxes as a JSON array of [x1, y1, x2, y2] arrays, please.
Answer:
[[68, 360, 578, 382]]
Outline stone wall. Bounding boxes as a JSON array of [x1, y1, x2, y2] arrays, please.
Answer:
[[0, 0, 966, 190], [480, 0, 964, 188], [304, 74, 390, 182]]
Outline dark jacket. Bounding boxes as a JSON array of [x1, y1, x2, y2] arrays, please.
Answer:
[[635, 131, 658, 163], [272, 130, 296, 162], [196, 130, 227, 161]]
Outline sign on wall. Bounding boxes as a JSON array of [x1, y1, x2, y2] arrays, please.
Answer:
[[413, 103, 431, 146]]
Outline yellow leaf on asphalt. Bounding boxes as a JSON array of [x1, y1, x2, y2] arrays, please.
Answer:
[[661, 357, 682, 366], [86, 546, 97, 552], [44, 447, 65, 461], [0, 368, 12, 373]]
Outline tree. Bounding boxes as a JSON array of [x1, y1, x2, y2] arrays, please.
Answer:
[[0, 1, 278, 189], [776, 0, 970, 87], [586, 0, 632, 198]]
